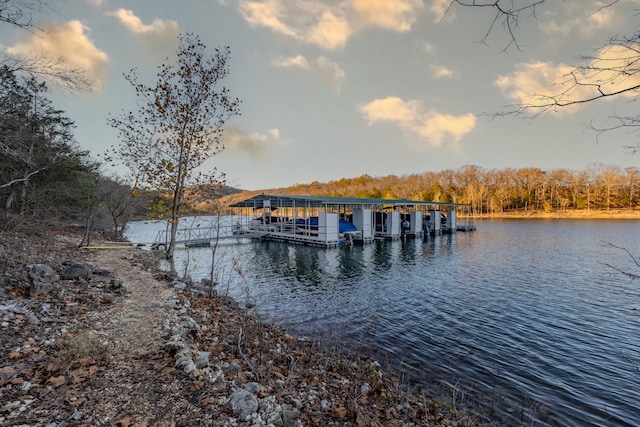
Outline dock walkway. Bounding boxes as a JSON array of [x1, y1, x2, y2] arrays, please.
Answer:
[[149, 224, 263, 249]]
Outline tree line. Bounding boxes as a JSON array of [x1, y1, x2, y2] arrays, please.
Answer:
[[0, 66, 148, 240], [226, 164, 640, 215]]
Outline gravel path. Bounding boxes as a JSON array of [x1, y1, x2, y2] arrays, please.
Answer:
[[80, 249, 216, 426]]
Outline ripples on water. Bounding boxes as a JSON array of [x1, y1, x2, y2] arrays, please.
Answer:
[[126, 218, 640, 426]]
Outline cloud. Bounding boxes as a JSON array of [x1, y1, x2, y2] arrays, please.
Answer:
[[308, 11, 351, 50], [592, 44, 640, 95], [239, 0, 298, 38], [360, 96, 476, 148], [237, 0, 423, 50], [272, 54, 345, 91], [352, 0, 423, 32], [495, 62, 579, 108], [540, 2, 617, 38], [109, 8, 179, 50], [6, 20, 109, 92], [422, 41, 436, 54], [272, 55, 310, 69], [361, 96, 421, 124], [314, 56, 345, 91], [224, 126, 286, 158], [493, 47, 640, 113], [417, 112, 476, 147], [429, 0, 456, 23], [429, 64, 458, 79]]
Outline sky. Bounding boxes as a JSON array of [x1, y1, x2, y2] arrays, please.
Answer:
[[3, 0, 640, 190]]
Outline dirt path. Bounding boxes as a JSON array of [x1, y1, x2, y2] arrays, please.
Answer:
[[89, 249, 173, 360], [78, 249, 216, 426]]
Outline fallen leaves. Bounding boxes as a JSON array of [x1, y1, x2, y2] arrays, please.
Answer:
[[48, 375, 66, 387], [69, 396, 87, 407], [333, 405, 348, 418], [200, 396, 216, 406]]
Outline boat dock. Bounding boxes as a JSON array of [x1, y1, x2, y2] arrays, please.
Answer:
[[228, 194, 475, 248]]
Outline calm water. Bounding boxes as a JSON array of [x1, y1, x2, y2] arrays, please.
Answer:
[[125, 218, 640, 426]]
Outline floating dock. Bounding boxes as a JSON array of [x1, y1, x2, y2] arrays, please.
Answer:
[[229, 194, 475, 248]]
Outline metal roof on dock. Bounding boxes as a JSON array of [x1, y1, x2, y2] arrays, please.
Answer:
[[229, 193, 468, 208]]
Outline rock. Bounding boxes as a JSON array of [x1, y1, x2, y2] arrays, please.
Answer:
[[166, 334, 186, 350], [243, 382, 261, 394], [27, 264, 59, 292], [175, 353, 194, 369], [195, 351, 210, 368], [360, 382, 371, 395], [183, 360, 196, 374], [259, 396, 284, 427], [90, 269, 122, 288], [26, 312, 40, 325], [207, 370, 226, 391], [281, 403, 302, 427], [59, 264, 91, 280], [289, 397, 303, 410], [230, 388, 258, 419], [91, 268, 112, 276]]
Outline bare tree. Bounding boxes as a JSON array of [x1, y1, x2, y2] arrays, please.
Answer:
[[447, 1, 623, 51], [449, 0, 640, 150], [80, 175, 137, 245], [108, 32, 241, 262]]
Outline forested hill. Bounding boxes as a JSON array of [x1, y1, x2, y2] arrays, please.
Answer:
[[221, 164, 640, 215]]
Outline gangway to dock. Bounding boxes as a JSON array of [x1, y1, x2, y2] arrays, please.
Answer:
[[151, 223, 264, 250]]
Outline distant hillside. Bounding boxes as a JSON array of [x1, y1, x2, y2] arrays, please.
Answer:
[[221, 164, 640, 215], [218, 185, 244, 197]]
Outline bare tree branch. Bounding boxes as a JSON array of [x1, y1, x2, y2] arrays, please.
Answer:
[[602, 241, 640, 279], [449, 0, 625, 51], [2, 55, 93, 93], [0, 0, 41, 30], [1, 1, 94, 92], [448, 0, 546, 51], [0, 168, 42, 189]]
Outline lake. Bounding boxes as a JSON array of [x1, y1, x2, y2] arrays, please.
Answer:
[[125, 218, 640, 426]]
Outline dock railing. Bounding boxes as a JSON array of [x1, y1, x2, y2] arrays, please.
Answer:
[[152, 221, 261, 249]]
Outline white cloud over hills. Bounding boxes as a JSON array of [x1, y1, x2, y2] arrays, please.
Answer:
[[360, 96, 476, 148]]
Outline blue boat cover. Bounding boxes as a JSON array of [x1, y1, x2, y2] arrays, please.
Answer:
[[295, 217, 359, 233]]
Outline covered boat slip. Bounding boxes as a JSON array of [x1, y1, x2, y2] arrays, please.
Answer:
[[229, 194, 474, 247]]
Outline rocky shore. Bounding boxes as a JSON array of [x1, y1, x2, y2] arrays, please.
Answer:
[[1, 231, 497, 426]]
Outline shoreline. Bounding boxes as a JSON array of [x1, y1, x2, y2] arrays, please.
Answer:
[[469, 209, 640, 220], [1, 230, 504, 426]]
